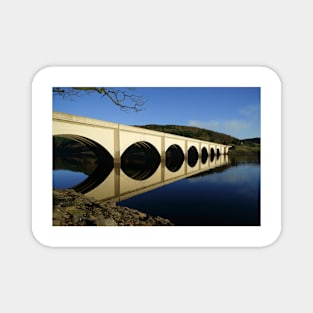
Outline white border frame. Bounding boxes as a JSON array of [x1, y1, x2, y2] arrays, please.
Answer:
[[32, 66, 281, 247]]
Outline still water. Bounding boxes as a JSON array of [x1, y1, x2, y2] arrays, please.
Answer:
[[118, 158, 260, 226], [53, 135, 260, 226]]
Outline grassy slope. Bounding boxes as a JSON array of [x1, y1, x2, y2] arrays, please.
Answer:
[[135, 124, 260, 154]]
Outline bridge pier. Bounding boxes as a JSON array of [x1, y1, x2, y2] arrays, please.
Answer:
[[114, 126, 120, 164]]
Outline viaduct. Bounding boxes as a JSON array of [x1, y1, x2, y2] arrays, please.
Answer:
[[53, 112, 232, 200]]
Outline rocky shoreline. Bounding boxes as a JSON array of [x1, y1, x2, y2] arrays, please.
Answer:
[[53, 189, 174, 226]]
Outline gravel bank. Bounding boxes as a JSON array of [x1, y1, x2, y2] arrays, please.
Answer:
[[53, 189, 174, 226]]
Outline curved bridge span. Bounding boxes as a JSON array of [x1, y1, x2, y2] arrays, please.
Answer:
[[53, 112, 231, 166]]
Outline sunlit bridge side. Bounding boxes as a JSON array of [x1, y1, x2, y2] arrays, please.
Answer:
[[121, 141, 160, 180]]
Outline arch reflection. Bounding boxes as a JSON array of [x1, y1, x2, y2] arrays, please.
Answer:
[[86, 154, 229, 201], [166, 144, 184, 172], [201, 147, 208, 164], [210, 148, 215, 162], [53, 135, 114, 193], [188, 146, 198, 167], [121, 141, 160, 180], [53, 136, 230, 202]]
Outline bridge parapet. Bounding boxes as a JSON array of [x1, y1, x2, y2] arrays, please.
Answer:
[[53, 112, 230, 165]]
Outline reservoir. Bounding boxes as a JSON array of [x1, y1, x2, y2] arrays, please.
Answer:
[[118, 156, 260, 226], [53, 138, 260, 226]]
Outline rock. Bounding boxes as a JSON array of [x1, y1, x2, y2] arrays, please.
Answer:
[[137, 212, 147, 219], [53, 189, 174, 226], [102, 217, 118, 226]]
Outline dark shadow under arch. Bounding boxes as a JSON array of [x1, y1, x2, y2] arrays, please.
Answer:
[[53, 134, 114, 193], [121, 141, 160, 180], [201, 147, 208, 164], [216, 148, 220, 160], [210, 148, 215, 162], [166, 144, 184, 172], [188, 146, 198, 167]]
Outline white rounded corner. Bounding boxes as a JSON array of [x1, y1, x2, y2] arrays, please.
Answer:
[[32, 66, 56, 86], [31, 226, 54, 248], [258, 65, 282, 87], [259, 225, 282, 248]]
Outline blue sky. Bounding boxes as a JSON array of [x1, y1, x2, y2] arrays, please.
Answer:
[[53, 87, 260, 139]]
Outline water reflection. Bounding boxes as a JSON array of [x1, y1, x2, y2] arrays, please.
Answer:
[[119, 156, 260, 226], [53, 135, 113, 193], [53, 143, 260, 226], [53, 170, 88, 189], [121, 141, 160, 180], [53, 142, 230, 202]]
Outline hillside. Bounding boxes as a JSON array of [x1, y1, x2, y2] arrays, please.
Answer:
[[135, 124, 260, 154], [135, 124, 240, 145]]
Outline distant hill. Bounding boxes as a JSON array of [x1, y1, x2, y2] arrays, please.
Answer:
[[242, 137, 260, 144], [134, 124, 260, 154], [134, 124, 240, 145]]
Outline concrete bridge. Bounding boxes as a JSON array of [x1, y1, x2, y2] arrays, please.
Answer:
[[53, 112, 231, 200], [53, 112, 231, 162]]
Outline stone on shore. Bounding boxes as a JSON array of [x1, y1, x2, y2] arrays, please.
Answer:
[[53, 189, 174, 226]]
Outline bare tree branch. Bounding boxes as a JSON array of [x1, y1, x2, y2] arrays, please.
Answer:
[[53, 87, 145, 112]]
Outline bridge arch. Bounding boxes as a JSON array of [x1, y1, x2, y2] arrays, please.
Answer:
[[216, 146, 221, 157], [121, 141, 161, 180], [53, 112, 230, 174], [188, 146, 199, 167], [166, 144, 184, 172], [201, 147, 209, 164], [53, 134, 114, 193]]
